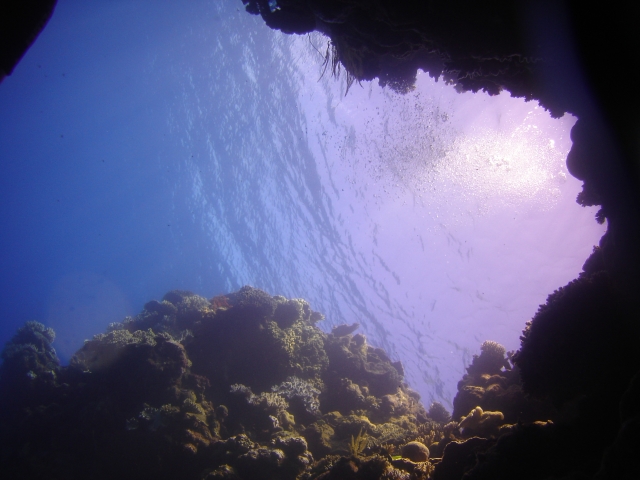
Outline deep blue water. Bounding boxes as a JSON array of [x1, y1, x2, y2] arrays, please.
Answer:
[[0, 0, 403, 389]]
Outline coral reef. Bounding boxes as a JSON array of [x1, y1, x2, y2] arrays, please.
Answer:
[[514, 271, 637, 408], [451, 340, 555, 426], [457, 406, 504, 438], [427, 402, 451, 425], [437, 273, 640, 479], [348, 428, 369, 456], [464, 341, 507, 377], [0, 321, 59, 411], [0, 287, 445, 480], [3, 1, 639, 478], [1, 285, 638, 479]]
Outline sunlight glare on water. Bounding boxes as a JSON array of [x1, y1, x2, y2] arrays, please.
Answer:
[[429, 110, 573, 220], [291, 33, 603, 403], [0, 3, 604, 408]]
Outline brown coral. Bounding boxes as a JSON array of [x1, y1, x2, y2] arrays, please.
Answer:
[[400, 441, 429, 462]]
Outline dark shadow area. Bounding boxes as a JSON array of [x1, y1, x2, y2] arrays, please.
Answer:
[[0, 0, 57, 82]]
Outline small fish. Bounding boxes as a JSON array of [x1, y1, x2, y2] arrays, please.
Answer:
[[331, 322, 360, 337]]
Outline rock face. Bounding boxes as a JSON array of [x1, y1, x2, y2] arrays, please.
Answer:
[[0, 287, 448, 479]]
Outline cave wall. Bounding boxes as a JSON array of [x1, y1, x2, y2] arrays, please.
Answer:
[[241, 0, 640, 342]]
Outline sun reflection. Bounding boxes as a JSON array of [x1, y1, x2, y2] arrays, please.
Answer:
[[442, 124, 565, 206], [412, 108, 574, 219]]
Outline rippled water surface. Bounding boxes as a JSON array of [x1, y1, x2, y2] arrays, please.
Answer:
[[0, 0, 605, 405]]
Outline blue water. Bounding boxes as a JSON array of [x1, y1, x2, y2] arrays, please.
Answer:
[[0, 0, 604, 406], [0, 0, 403, 385]]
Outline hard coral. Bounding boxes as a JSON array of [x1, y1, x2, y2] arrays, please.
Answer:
[[324, 332, 403, 399], [432, 437, 494, 480], [466, 340, 508, 377], [452, 338, 556, 425], [273, 299, 305, 329], [0, 321, 60, 410], [187, 287, 328, 398], [0, 287, 439, 479], [272, 376, 322, 418], [400, 441, 429, 462], [458, 406, 505, 438]]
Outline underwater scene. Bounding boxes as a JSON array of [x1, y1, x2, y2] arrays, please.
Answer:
[[1, 1, 637, 479]]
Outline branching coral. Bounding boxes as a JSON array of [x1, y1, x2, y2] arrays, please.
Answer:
[[415, 421, 446, 448], [349, 428, 369, 456], [466, 340, 508, 376], [231, 383, 289, 416], [271, 376, 321, 417]]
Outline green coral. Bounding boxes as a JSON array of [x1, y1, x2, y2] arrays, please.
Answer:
[[349, 428, 369, 456]]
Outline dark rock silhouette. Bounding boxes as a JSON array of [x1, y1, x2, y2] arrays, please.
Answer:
[[0, 0, 57, 82]]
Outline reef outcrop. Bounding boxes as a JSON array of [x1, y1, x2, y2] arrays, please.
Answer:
[[433, 252, 640, 479], [2, 285, 636, 479], [0, 287, 454, 479]]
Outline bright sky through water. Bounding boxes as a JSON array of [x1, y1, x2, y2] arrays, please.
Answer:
[[0, 1, 605, 406], [293, 36, 605, 402]]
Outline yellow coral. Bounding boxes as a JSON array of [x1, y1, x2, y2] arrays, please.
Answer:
[[459, 406, 504, 434], [349, 428, 369, 456]]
